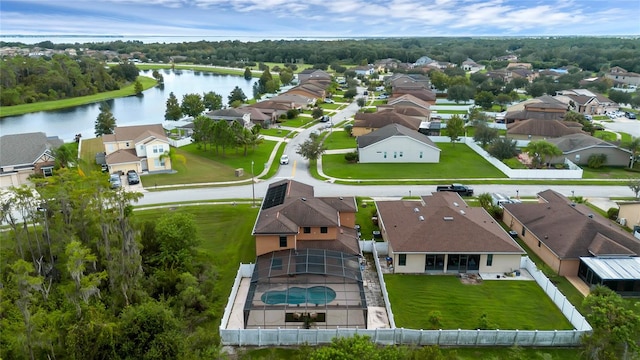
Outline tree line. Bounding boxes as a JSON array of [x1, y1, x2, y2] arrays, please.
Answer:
[[0, 55, 140, 106]]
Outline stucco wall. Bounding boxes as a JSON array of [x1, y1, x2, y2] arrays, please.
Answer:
[[359, 137, 440, 163], [255, 234, 295, 256], [391, 253, 522, 274], [339, 212, 356, 228], [550, 148, 630, 167], [619, 203, 640, 228], [297, 227, 337, 240]]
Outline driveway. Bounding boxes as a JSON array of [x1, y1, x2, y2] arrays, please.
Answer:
[[601, 116, 640, 137]]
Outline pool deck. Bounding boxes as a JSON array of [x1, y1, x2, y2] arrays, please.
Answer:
[[227, 278, 251, 329]]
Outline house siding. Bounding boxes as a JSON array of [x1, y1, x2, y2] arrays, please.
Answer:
[[297, 227, 337, 240], [339, 212, 356, 228], [391, 253, 521, 274], [550, 148, 630, 167], [359, 137, 440, 163], [618, 203, 640, 229], [255, 234, 295, 256]]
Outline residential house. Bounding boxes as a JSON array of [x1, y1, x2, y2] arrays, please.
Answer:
[[413, 56, 436, 67], [357, 124, 441, 163], [352, 65, 375, 76], [297, 69, 332, 84], [385, 94, 432, 112], [374, 58, 400, 72], [547, 133, 632, 167], [616, 201, 640, 231], [390, 87, 436, 105], [101, 124, 172, 174], [605, 66, 640, 87], [506, 62, 533, 70], [384, 74, 431, 89], [486, 70, 512, 83], [496, 54, 518, 62], [244, 179, 368, 329], [505, 95, 567, 123], [506, 119, 585, 140], [352, 109, 422, 137], [376, 192, 525, 274], [461, 58, 485, 72], [554, 89, 618, 115], [205, 108, 255, 128], [284, 83, 326, 101], [503, 190, 640, 296], [0, 132, 62, 188], [511, 68, 538, 83]]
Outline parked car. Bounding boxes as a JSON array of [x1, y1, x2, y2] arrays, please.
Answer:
[[320, 115, 331, 122], [584, 114, 592, 121], [109, 173, 121, 189], [377, 94, 389, 99], [280, 155, 289, 165], [324, 98, 334, 104], [127, 170, 140, 185], [625, 111, 637, 119]]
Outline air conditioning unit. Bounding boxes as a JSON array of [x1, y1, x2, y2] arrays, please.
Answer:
[[618, 218, 627, 226]]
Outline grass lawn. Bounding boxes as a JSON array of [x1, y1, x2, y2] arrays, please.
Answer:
[[142, 141, 277, 186], [581, 166, 639, 179], [384, 275, 574, 330], [280, 116, 316, 128], [355, 198, 380, 240], [321, 143, 507, 180], [79, 137, 105, 172], [0, 76, 157, 117], [260, 127, 294, 138], [436, 109, 469, 114], [323, 131, 357, 150], [593, 130, 618, 142]]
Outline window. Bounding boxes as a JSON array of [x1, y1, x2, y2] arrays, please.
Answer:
[[153, 145, 163, 154], [303, 227, 311, 234], [393, 151, 397, 158], [154, 158, 166, 167], [399, 151, 403, 158], [521, 227, 526, 236], [383, 152, 387, 159], [486, 254, 493, 266], [419, 151, 423, 159], [42, 167, 53, 177], [125, 142, 130, 147], [271, 258, 283, 270], [398, 254, 406, 266], [279, 236, 287, 247], [140, 145, 144, 151], [538, 240, 541, 248], [320, 227, 328, 234]]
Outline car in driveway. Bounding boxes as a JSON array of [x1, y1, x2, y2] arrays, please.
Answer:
[[625, 111, 637, 119], [109, 173, 121, 189], [127, 170, 140, 185], [324, 98, 334, 104], [280, 155, 289, 165]]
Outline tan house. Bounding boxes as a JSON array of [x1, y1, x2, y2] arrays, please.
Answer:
[[0, 132, 62, 188], [376, 192, 525, 274], [503, 190, 640, 296], [605, 66, 640, 87], [505, 95, 567, 123], [617, 201, 640, 230], [555, 89, 618, 115], [352, 109, 422, 137], [102, 124, 172, 174]]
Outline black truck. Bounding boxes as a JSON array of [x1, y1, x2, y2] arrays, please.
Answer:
[[436, 183, 474, 196]]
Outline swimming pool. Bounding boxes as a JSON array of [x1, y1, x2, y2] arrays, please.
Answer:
[[261, 286, 336, 305]]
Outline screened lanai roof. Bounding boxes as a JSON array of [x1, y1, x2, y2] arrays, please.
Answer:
[[581, 257, 640, 280], [251, 248, 363, 283]]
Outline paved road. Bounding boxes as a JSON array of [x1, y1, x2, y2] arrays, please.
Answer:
[[601, 116, 640, 137]]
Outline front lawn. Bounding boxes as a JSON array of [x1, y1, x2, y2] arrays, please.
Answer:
[[323, 131, 357, 150], [79, 137, 106, 172], [384, 275, 574, 330], [321, 143, 507, 179], [581, 166, 638, 179], [260, 127, 294, 138], [279, 116, 315, 128], [142, 141, 276, 186]]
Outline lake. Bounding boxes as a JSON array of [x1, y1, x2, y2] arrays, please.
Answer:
[[0, 69, 255, 142]]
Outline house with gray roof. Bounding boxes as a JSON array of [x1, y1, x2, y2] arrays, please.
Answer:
[[376, 192, 525, 274], [547, 133, 632, 167], [506, 119, 585, 140], [554, 89, 618, 115], [0, 132, 62, 187], [352, 109, 422, 137], [505, 95, 567, 123], [503, 190, 640, 296], [101, 124, 171, 174], [357, 124, 440, 163]]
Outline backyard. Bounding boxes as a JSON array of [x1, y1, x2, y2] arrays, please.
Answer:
[[384, 274, 574, 331]]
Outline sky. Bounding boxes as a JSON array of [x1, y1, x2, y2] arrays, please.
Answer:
[[1, 0, 639, 40]]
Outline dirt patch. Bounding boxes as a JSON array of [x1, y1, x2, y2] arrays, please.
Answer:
[[458, 273, 483, 285]]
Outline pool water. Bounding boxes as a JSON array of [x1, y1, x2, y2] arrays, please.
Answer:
[[261, 286, 336, 305]]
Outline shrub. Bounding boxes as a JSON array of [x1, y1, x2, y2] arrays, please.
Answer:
[[286, 109, 299, 119], [607, 207, 619, 220], [587, 153, 607, 169], [344, 151, 358, 163]]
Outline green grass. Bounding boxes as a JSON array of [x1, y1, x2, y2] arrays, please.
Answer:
[[436, 110, 469, 114], [0, 76, 157, 117], [324, 131, 357, 150], [593, 130, 618, 142], [141, 141, 277, 186], [280, 116, 316, 128], [581, 166, 639, 179], [321, 143, 507, 180], [384, 275, 574, 330], [355, 197, 379, 240], [260, 128, 294, 138], [79, 137, 105, 172]]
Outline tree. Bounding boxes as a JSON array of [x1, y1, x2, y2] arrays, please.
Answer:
[[180, 93, 205, 118], [473, 121, 499, 148], [279, 68, 294, 85], [202, 91, 222, 111], [312, 107, 324, 119], [623, 136, 640, 169], [356, 97, 366, 108], [629, 178, 640, 199], [608, 90, 632, 105], [447, 84, 475, 103], [152, 69, 164, 85], [488, 137, 518, 160], [429, 71, 449, 91], [153, 212, 199, 272], [133, 80, 143, 95], [243, 67, 252, 80], [164, 92, 182, 120], [478, 193, 493, 210], [52, 143, 76, 168], [94, 102, 116, 136], [296, 133, 327, 162], [495, 93, 512, 110], [526, 82, 547, 97], [474, 91, 495, 110], [446, 115, 465, 145], [524, 140, 562, 168], [582, 286, 640, 360], [228, 86, 247, 104], [343, 88, 357, 99]]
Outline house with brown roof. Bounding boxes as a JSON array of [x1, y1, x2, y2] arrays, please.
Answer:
[[285, 82, 326, 100], [605, 66, 640, 87], [297, 69, 332, 84], [0, 132, 62, 188], [506, 119, 585, 140], [357, 124, 440, 163], [390, 87, 436, 105], [616, 201, 640, 232], [505, 95, 567, 124], [376, 192, 525, 274], [101, 124, 171, 174], [554, 89, 618, 115], [503, 190, 640, 296], [352, 109, 422, 137], [244, 179, 369, 329], [547, 133, 632, 167]]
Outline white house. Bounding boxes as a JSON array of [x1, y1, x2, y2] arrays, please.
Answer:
[[357, 124, 440, 163]]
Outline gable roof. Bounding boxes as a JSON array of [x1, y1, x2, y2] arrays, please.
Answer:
[[387, 94, 432, 110], [391, 88, 436, 102], [357, 123, 440, 150], [507, 119, 585, 138], [105, 149, 140, 165], [376, 192, 524, 254], [503, 189, 640, 259], [101, 124, 168, 144], [354, 109, 422, 131], [0, 132, 62, 168], [547, 133, 629, 154]]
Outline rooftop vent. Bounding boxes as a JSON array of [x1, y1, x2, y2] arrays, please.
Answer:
[[301, 197, 306, 201], [588, 214, 594, 218], [443, 216, 454, 221], [460, 210, 466, 215], [419, 215, 425, 221], [413, 207, 420, 213], [570, 203, 576, 207], [453, 202, 459, 207]]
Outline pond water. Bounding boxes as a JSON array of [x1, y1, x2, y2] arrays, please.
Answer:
[[0, 69, 255, 142]]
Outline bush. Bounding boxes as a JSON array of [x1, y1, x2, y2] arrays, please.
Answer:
[[587, 153, 607, 169], [607, 207, 619, 220], [344, 151, 358, 163], [286, 109, 299, 119]]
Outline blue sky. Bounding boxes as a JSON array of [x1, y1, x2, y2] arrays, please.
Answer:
[[1, 0, 639, 39]]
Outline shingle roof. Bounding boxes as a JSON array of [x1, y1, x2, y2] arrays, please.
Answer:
[[102, 124, 168, 144], [507, 119, 585, 138], [357, 123, 440, 150], [105, 149, 139, 165], [376, 192, 524, 254], [387, 94, 432, 110], [354, 109, 422, 131], [503, 189, 640, 259], [0, 132, 62, 168], [547, 133, 628, 153], [391, 88, 436, 102]]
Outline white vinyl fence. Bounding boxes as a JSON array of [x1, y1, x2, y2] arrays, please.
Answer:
[[219, 255, 591, 347]]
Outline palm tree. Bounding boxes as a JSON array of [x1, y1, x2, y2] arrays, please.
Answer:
[[624, 137, 640, 169], [524, 140, 562, 168]]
